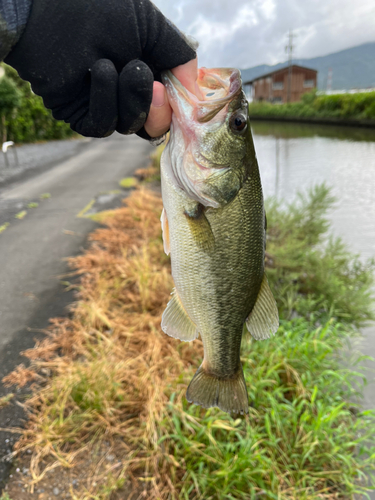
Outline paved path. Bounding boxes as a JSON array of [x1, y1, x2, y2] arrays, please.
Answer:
[[0, 137, 91, 187], [0, 133, 153, 485]]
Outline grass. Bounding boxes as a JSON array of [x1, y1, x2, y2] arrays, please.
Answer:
[[2, 182, 375, 499], [265, 184, 375, 327], [0, 222, 9, 234], [0, 393, 13, 409], [27, 202, 39, 209], [119, 177, 138, 189], [249, 90, 375, 122], [14, 210, 26, 220]]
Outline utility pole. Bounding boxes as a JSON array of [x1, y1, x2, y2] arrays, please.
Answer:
[[285, 30, 296, 103], [327, 67, 333, 93]]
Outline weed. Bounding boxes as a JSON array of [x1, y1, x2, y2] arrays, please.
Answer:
[[0, 393, 14, 409], [3, 186, 375, 498], [119, 177, 138, 189], [39, 193, 51, 199], [27, 202, 39, 208], [0, 222, 9, 234], [14, 210, 26, 219], [265, 184, 375, 327]]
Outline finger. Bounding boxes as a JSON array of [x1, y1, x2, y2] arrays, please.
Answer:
[[144, 82, 172, 138], [117, 60, 153, 135], [171, 58, 198, 94], [171, 58, 202, 99], [71, 59, 118, 138]]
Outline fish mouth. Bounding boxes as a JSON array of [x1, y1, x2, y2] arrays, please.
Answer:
[[162, 68, 243, 123]]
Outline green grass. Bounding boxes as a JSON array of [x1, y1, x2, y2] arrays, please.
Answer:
[[249, 90, 375, 122], [160, 319, 375, 499], [4, 185, 375, 498], [0, 222, 9, 234], [14, 210, 26, 220], [119, 176, 138, 189], [0, 494, 13, 500], [0, 393, 14, 409], [153, 185, 375, 498], [265, 184, 375, 328], [27, 202, 39, 208]]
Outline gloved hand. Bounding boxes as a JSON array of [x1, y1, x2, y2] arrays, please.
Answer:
[[4, 0, 196, 139]]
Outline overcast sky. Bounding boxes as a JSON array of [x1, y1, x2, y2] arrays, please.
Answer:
[[153, 0, 375, 69]]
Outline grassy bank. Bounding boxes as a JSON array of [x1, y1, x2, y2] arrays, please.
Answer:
[[249, 91, 375, 125], [2, 173, 375, 498]]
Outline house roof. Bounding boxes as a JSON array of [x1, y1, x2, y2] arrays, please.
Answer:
[[243, 64, 318, 84]]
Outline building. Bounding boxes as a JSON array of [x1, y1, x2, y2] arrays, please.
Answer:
[[244, 65, 318, 104]]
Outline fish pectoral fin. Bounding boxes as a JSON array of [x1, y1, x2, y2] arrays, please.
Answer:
[[161, 288, 199, 342], [184, 203, 214, 252], [186, 363, 249, 415], [160, 208, 170, 256], [246, 274, 279, 340]]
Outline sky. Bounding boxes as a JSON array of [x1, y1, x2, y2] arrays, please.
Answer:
[[152, 0, 375, 69]]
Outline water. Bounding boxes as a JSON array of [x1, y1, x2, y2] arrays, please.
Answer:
[[252, 121, 375, 261], [252, 120, 375, 411]]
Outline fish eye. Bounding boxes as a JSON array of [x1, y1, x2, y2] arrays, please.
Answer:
[[230, 112, 247, 134]]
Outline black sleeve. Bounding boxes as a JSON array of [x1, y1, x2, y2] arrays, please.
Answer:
[[0, 0, 31, 60]]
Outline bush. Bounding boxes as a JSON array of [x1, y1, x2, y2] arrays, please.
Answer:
[[249, 90, 375, 121], [265, 184, 375, 327]]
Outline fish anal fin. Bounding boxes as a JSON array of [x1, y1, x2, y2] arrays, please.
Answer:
[[186, 363, 249, 415], [184, 203, 214, 252], [161, 288, 198, 342], [160, 208, 170, 256], [246, 274, 279, 340]]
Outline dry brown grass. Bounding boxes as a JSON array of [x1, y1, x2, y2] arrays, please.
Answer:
[[3, 178, 375, 500], [3, 187, 203, 499]]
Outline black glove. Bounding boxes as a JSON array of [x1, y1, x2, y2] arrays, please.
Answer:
[[5, 0, 196, 138]]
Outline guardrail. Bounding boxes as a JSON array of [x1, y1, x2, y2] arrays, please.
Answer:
[[2, 141, 19, 167]]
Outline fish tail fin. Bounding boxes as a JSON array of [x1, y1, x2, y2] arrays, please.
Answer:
[[186, 363, 249, 415]]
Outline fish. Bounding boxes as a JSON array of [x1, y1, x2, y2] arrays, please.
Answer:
[[160, 67, 279, 415]]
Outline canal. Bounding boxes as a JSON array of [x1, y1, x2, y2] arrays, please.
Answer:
[[252, 120, 375, 411]]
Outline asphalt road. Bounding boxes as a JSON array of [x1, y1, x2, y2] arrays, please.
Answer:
[[0, 133, 153, 485]]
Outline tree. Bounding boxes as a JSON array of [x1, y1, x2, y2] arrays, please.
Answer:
[[0, 75, 22, 142]]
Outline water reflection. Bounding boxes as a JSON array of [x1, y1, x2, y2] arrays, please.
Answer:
[[252, 120, 375, 142]]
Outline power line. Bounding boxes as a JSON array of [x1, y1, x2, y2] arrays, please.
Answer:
[[285, 30, 297, 103]]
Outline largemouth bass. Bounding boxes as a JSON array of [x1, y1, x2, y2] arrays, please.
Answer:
[[160, 68, 279, 415]]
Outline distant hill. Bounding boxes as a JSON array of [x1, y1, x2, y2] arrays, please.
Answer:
[[240, 42, 375, 91]]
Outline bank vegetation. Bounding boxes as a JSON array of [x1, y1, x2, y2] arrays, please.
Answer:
[[249, 90, 375, 126], [1, 153, 375, 499]]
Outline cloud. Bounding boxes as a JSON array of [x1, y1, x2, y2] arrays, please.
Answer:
[[152, 0, 375, 68]]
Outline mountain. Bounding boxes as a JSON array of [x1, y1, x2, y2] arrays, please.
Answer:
[[240, 42, 375, 91]]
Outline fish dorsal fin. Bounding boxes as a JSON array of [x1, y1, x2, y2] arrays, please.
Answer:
[[160, 208, 170, 256], [246, 274, 279, 340], [162, 288, 199, 342]]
